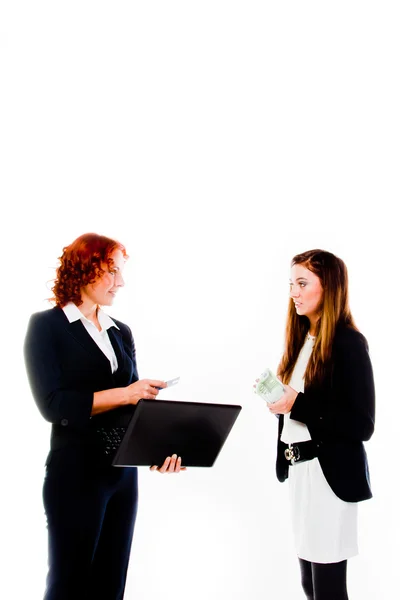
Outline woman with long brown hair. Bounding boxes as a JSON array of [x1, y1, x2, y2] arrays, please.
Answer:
[[268, 249, 375, 599]]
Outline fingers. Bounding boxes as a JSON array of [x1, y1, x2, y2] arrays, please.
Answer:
[[160, 456, 172, 473], [149, 454, 186, 474], [268, 398, 288, 414], [136, 380, 165, 400], [167, 454, 178, 473], [147, 379, 167, 389], [165, 454, 178, 473], [129, 379, 168, 406], [149, 456, 172, 474], [268, 399, 281, 413], [144, 379, 167, 399]]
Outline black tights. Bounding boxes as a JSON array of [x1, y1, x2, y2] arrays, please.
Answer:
[[299, 558, 349, 600]]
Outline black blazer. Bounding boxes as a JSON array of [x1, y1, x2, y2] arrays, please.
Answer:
[[24, 307, 139, 462], [276, 324, 375, 503]]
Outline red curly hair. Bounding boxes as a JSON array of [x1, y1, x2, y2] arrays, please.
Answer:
[[51, 233, 128, 307]]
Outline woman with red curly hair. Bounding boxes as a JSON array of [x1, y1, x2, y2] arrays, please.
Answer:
[[24, 233, 184, 600]]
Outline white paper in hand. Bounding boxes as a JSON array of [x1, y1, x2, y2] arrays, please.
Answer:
[[165, 377, 180, 387]]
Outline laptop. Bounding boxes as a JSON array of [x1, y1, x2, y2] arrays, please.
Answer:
[[97, 399, 242, 468]]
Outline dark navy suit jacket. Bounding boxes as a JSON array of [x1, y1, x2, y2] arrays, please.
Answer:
[[24, 307, 139, 463], [276, 325, 375, 503]]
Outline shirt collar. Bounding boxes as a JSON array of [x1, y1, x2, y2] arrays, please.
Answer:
[[62, 302, 120, 331]]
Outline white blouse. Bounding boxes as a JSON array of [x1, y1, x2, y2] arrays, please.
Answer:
[[280, 334, 315, 444]]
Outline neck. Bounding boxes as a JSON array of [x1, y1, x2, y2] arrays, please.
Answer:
[[77, 295, 98, 321], [308, 317, 318, 337]]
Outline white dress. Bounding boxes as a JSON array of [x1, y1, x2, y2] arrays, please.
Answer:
[[280, 334, 358, 564]]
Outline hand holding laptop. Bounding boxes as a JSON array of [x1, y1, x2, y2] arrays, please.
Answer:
[[149, 453, 187, 474]]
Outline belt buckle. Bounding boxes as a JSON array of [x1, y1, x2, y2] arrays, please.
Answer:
[[284, 444, 300, 464]]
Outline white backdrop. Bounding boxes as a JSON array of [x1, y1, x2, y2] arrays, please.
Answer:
[[1, 2, 399, 599]]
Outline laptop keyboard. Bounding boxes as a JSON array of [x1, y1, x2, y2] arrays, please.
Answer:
[[96, 427, 127, 455]]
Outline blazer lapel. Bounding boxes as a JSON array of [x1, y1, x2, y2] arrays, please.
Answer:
[[107, 326, 125, 371], [66, 319, 111, 367]]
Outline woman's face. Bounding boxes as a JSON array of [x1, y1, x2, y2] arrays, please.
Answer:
[[82, 249, 125, 306], [289, 263, 323, 322]]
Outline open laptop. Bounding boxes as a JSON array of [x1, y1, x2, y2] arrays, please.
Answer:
[[97, 399, 242, 468]]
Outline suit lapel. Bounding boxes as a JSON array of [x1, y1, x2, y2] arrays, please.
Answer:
[[66, 319, 111, 367], [56, 307, 124, 372], [107, 326, 125, 371]]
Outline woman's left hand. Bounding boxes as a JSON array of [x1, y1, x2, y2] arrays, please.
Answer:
[[150, 454, 187, 474], [267, 385, 298, 415]]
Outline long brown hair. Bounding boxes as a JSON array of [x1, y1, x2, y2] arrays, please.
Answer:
[[277, 249, 357, 387]]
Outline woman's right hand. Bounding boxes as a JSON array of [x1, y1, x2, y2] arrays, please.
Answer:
[[125, 379, 167, 405]]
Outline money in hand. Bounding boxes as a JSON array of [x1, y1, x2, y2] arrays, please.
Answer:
[[255, 369, 285, 403]]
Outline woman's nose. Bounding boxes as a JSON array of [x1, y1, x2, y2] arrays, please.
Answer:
[[290, 286, 300, 298]]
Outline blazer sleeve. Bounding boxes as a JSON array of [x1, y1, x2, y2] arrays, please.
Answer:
[[289, 329, 375, 442], [24, 312, 94, 427]]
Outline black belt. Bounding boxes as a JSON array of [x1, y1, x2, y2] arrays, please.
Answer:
[[283, 440, 318, 465]]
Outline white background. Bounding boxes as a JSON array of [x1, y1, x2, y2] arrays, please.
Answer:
[[1, 2, 399, 599]]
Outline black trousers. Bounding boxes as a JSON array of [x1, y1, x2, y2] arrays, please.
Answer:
[[299, 558, 349, 600], [43, 447, 138, 600]]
